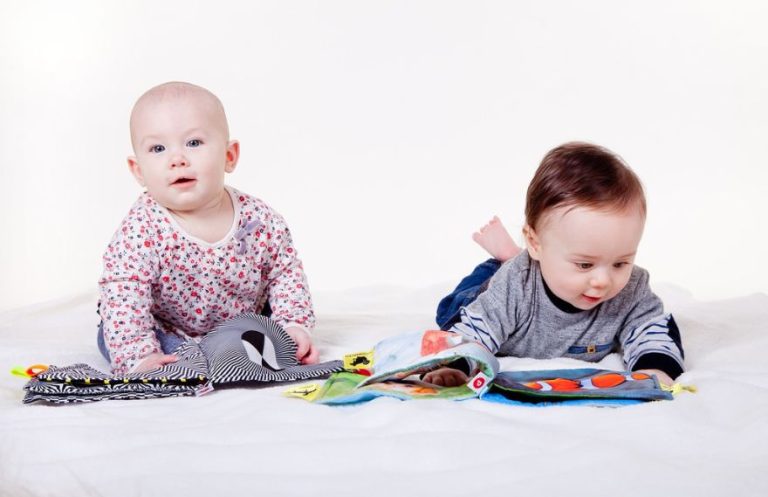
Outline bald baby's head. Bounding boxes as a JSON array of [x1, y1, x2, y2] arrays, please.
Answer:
[[129, 82, 230, 151]]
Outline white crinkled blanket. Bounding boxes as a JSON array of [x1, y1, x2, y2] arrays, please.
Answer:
[[1, 283, 767, 497]]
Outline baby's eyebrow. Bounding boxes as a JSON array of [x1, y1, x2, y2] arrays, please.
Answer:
[[570, 252, 636, 260], [139, 135, 162, 147], [570, 254, 598, 261], [616, 252, 637, 259]]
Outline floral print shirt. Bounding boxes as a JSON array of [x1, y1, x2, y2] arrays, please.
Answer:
[[98, 186, 314, 374]]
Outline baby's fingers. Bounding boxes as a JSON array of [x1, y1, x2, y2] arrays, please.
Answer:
[[300, 345, 320, 365], [134, 353, 178, 373], [145, 354, 178, 370], [157, 354, 179, 366], [294, 339, 310, 361]]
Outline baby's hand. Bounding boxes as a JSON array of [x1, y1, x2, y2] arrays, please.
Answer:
[[133, 352, 178, 373], [636, 368, 674, 387], [422, 367, 469, 387], [285, 326, 319, 365]]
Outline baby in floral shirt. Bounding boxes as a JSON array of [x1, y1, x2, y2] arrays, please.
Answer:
[[98, 82, 317, 374]]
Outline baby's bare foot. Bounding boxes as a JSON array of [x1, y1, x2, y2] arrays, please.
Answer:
[[472, 216, 521, 262]]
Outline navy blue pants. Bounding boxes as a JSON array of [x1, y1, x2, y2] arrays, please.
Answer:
[[435, 259, 501, 330]]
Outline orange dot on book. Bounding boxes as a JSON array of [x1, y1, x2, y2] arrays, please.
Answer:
[[591, 373, 626, 389], [546, 378, 581, 391]]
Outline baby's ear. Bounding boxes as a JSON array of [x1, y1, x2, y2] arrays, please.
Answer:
[[127, 156, 146, 187], [523, 225, 542, 260], [225, 140, 240, 173]]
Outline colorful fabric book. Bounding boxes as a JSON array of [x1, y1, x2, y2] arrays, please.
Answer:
[[285, 330, 675, 407]]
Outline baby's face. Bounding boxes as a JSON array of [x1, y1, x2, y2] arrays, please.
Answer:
[[127, 91, 237, 214], [529, 204, 645, 310]]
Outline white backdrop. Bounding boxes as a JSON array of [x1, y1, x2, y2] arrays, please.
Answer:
[[1, 0, 766, 312]]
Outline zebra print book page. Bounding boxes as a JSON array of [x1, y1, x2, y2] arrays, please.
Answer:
[[23, 314, 342, 403]]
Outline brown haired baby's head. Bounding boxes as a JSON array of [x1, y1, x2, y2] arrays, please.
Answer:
[[522, 142, 648, 311], [524, 142, 646, 232]]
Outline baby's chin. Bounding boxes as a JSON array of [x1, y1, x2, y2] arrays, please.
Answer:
[[568, 294, 604, 310]]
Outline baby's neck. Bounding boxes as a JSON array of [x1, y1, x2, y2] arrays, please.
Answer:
[[168, 190, 235, 243]]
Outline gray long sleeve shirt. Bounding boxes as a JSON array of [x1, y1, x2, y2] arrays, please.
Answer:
[[450, 252, 685, 378]]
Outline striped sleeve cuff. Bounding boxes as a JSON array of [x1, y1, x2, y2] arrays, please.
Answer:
[[623, 314, 684, 377]]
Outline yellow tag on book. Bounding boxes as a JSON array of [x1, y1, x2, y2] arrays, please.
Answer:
[[284, 383, 321, 402], [343, 350, 374, 371], [661, 383, 698, 395]]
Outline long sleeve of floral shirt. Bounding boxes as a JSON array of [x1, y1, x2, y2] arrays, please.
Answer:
[[98, 186, 315, 374]]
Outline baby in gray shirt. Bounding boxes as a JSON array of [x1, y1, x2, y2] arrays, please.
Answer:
[[426, 142, 684, 387]]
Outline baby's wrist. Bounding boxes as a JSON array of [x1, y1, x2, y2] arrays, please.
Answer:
[[283, 323, 311, 336]]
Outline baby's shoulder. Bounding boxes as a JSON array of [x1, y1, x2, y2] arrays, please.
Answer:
[[485, 251, 536, 299], [229, 187, 286, 226], [500, 250, 536, 282], [103, 193, 167, 250], [626, 264, 652, 291], [117, 192, 165, 227]]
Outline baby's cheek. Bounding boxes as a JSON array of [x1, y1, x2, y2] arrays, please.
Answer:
[[613, 273, 633, 295]]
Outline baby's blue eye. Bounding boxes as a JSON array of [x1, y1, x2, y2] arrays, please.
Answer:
[[577, 263, 593, 270], [613, 262, 629, 268], [187, 139, 202, 147], [149, 145, 165, 153]]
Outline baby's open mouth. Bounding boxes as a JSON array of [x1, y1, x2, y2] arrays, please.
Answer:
[[172, 177, 195, 185]]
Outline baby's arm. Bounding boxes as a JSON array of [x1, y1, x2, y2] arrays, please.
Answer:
[[446, 262, 517, 355], [634, 368, 674, 387], [99, 205, 169, 374], [621, 314, 684, 383], [619, 271, 684, 384], [262, 211, 317, 363]]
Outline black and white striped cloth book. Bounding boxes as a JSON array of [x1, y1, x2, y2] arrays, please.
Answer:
[[23, 313, 343, 404]]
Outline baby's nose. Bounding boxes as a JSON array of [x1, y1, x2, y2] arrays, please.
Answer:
[[170, 155, 188, 168], [589, 270, 610, 288]]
